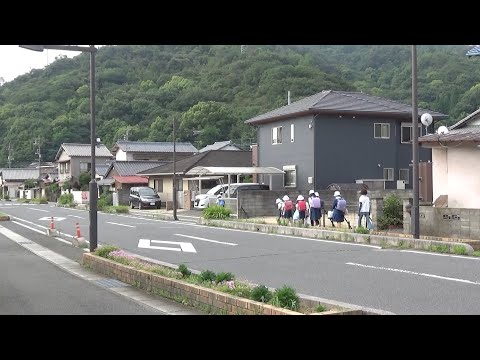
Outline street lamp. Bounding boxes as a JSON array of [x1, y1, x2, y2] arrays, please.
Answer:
[[411, 45, 420, 239], [19, 45, 99, 252]]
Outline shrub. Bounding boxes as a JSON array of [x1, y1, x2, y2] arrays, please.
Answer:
[[95, 245, 119, 258], [215, 272, 235, 283], [251, 285, 273, 303], [32, 197, 48, 204], [202, 205, 231, 220], [106, 205, 129, 213], [377, 194, 403, 229], [97, 193, 113, 211], [199, 270, 216, 283], [315, 304, 327, 312], [272, 285, 300, 311], [178, 264, 191, 277], [355, 226, 369, 234], [58, 193, 74, 205]]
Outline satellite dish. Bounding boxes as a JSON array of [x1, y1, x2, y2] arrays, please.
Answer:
[[421, 113, 433, 127], [437, 126, 449, 135]]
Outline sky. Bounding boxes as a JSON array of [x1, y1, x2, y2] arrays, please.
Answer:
[[0, 45, 102, 84]]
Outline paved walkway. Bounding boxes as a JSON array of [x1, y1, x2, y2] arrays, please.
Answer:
[[0, 224, 203, 315]]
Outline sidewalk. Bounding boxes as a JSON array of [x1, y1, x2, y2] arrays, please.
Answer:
[[0, 224, 203, 315]]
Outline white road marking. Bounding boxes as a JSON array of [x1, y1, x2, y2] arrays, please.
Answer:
[[12, 217, 49, 230], [399, 249, 480, 261], [39, 217, 66, 221], [267, 233, 382, 249], [138, 239, 196, 253], [27, 207, 49, 212], [346, 262, 480, 286], [54, 237, 74, 245], [12, 221, 47, 235], [174, 233, 237, 246], [68, 215, 84, 219], [106, 222, 136, 228]]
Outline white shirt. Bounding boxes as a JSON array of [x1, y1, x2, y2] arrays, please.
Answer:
[[359, 195, 370, 213]]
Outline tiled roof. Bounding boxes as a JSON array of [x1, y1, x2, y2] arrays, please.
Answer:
[[113, 141, 197, 154], [419, 126, 480, 145], [95, 164, 111, 177], [245, 90, 448, 124], [449, 108, 480, 130], [112, 176, 148, 184], [199, 140, 241, 153], [0, 168, 40, 181], [55, 143, 113, 160], [138, 150, 252, 175], [106, 161, 168, 177]]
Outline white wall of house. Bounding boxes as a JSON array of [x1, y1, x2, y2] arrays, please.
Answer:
[[115, 149, 131, 161], [432, 145, 480, 208]]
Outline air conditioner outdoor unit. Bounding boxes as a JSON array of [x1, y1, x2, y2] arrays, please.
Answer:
[[397, 180, 406, 190]]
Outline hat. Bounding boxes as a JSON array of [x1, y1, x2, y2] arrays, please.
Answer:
[[217, 194, 222, 198], [334, 190, 341, 197], [282, 195, 290, 201], [314, 192, 319, 197], [309, 190, 314, 195], [297, 195, 304, 201], [275, 198, 282, 204]]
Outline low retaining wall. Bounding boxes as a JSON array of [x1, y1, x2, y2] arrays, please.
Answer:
[[198, 218, 474, 255], [82, 253, 361, 315], [0, 215, 10, 221]]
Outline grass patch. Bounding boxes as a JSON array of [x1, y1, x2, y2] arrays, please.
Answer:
[[354, 226, 369, 234], [428, 244, 449, 253], [202, 205, 231, 220], [315, 304, 327, 312], [472, 251, 480, 257], [16, 198, 30, 203], [103, 205, 129, 214], [31, 197, 48, 204], [452, 245, 468, 255]]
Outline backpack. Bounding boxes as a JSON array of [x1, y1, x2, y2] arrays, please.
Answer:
[[312, 197, 321, 208], [284, 200, 293, 211], [218, 199, 225, 206], [336, 198, 347, 212], [298, 200, 306, 211]]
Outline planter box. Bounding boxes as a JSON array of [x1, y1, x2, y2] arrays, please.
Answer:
[[82, 253, 356, 315]]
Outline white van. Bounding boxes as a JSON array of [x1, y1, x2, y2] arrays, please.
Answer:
[[193, 183, 269, 209]]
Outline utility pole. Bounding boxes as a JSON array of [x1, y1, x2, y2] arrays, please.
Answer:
[[172, 117, 178, 220], [7, 143, 13, 168], [34, 138, 41, 182], [411, 45, 420, 239]]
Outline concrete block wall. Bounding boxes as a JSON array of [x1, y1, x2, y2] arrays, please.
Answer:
[[419, 206, 480, 240], [82, 253, 355, 315]]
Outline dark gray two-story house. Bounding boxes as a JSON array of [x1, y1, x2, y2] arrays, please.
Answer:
[[245, 90, 448, 191]]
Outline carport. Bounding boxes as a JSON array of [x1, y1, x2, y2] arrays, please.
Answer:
[[186, 166, 285, 198]]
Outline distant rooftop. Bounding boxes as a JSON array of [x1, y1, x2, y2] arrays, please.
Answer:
[[112, 141, 197, 154], [55, 143, 113, 161]]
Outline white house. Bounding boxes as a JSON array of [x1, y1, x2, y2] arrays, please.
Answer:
[[419, 108, 480, 208]]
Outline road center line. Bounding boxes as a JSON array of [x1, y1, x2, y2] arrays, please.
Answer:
[[346, 262, 480, 285], [68, 215, 84, 219], [27, 207, 49, 212], [106, 222, 136, 228], [174, 234, 237, 246]]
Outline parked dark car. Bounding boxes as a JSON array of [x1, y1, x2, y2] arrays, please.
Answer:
[[129, 186, 161, 209]]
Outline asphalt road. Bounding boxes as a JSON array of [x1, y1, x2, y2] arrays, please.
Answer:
[[3, 201, 480, 314]]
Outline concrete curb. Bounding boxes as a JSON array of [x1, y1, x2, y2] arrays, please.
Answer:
[[0, 215, 10, 221], [198, 218, 475, 255]]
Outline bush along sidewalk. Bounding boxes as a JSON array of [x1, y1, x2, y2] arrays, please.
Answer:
[[83, 246, 358, 315]]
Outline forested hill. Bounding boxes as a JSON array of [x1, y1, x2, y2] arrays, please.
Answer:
[[1, 45, 479, 166]]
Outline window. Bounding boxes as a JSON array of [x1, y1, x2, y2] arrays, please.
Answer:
[[80, 162, 91, 173], [383, 168, 394, 181], [272, 126, 282, 144], [65, 162, 70, 173], [399, 169, 409, 184], [401, 123, 422, 143], [59, 163, 65, 174], [154, 179, 163, 192], [283, 165, 296, 187], [374, 123, 390, 139], [291, 124, 295, 142]]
